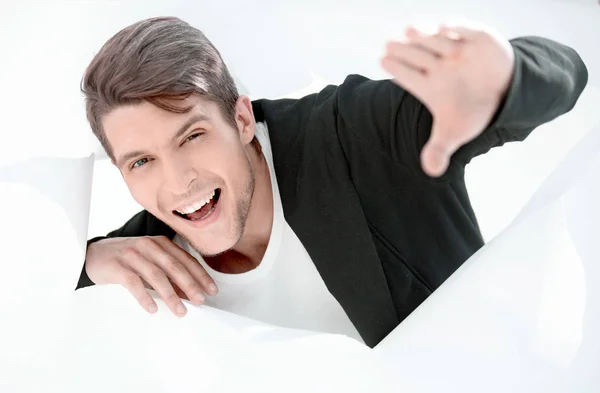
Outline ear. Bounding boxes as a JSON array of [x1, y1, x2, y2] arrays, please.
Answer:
[[234, 95, 256, 146]]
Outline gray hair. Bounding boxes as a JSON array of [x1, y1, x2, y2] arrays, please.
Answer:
[[81, 16, 239, 160]]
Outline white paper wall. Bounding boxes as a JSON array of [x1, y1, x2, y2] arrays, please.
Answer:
[[1, 1, 599, 391], [374, 122, 600, 392]]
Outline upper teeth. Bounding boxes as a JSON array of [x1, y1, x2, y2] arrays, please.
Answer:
[[176, 190, 216, 214]]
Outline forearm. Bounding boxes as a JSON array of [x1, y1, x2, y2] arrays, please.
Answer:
[[491, 36, 588, 130], [451, 36, 588, 166]]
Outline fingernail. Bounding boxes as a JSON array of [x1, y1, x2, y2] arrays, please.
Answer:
[[148, 304, 157, 313], [176, 303, 187, 315], [208, 284, 218, 294], [193, 291, 205, 302]]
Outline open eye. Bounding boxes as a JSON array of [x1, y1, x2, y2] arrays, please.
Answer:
[[131, 157, 149, 169], [184, 132, 203, 144]]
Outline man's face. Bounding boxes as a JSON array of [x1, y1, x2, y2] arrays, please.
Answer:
[[103, 95, 256, 256]]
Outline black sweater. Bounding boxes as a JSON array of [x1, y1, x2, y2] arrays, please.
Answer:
[[77, 36, 588, 348]]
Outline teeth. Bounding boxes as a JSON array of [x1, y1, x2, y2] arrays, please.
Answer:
[[176, 190, 215, 215]]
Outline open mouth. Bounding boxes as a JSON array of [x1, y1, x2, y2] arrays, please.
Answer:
[[173, 188, 221, 221]]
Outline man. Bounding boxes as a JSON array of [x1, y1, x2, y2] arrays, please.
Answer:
[[77, 16, 588, 347]]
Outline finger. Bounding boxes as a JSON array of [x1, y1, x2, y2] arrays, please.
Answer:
[[438, 23, 483, 41], [143, 276, 190, 302], [120, 249, 187, 317], [115, 265, 158, 314], [137, 237, 206, 305], [381, 56, 427, 100], [385, 41, 439, 72], [420, 121, 460, 177], [405, 29, 461, 58], [405, 24, 438, 37], [171, 281, 190, 301], [155, 236, 219, 297]]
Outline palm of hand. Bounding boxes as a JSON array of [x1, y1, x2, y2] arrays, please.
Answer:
[[382, 22, 515, 176]]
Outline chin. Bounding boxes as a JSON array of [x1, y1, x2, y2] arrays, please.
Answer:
[[189, 236, 238, 258], [185, 221, 242, 257]]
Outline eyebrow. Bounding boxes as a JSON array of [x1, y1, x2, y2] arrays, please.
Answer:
[[116, 113, 211, 168]]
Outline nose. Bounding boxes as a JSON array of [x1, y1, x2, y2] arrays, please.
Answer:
[[162, 156, 198, 195]]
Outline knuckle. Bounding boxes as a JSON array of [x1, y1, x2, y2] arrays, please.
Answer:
[[121, 246, 141, 260], [122, 273, 141, 288], [197, 268, 211, 281], [164, 257, 185, 274], [137, 236, 157, 248], [165, 292, 181, 305], [185, 282, 203, 294], [186, 261, 207, 277], [147, 266, 166, 282]]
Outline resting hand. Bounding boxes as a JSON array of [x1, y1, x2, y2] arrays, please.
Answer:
[[85, 236, 217, 316]]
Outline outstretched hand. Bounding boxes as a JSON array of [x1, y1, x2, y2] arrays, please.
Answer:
[[381, 21, 515, 177]]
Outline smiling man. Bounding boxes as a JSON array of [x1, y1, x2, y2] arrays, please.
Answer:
[[104, 96, 266, 266], [77, 17, 588, 347]]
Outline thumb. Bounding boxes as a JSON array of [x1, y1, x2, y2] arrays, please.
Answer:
[[420, 121, 458, 177]]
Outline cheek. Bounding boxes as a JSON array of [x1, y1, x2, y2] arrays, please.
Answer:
[[222, 153, 244, 179], [123, 173, 161, 212], [202, 140, 248, 182]]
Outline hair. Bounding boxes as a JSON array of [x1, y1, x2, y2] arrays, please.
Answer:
[[81, 16, 239, 160]]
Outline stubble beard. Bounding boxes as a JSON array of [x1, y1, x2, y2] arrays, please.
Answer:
[[185, 159, 256, 258]]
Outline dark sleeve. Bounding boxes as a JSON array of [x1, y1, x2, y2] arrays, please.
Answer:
[[76, 210, 176, 290], [335, 35, 588, 178]]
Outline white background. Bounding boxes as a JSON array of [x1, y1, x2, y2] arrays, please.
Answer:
[[0, 2, 599, 392], [1, 0, 599, 242]]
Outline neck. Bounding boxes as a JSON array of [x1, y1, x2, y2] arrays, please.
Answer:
[[232, 145, 274, 262], [204, 143, 274, 273]]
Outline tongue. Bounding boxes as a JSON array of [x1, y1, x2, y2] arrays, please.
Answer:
[[186, 197, 216, 221]]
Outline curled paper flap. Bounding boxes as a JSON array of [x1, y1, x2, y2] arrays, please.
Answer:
[[374, 124, 600, 392]]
